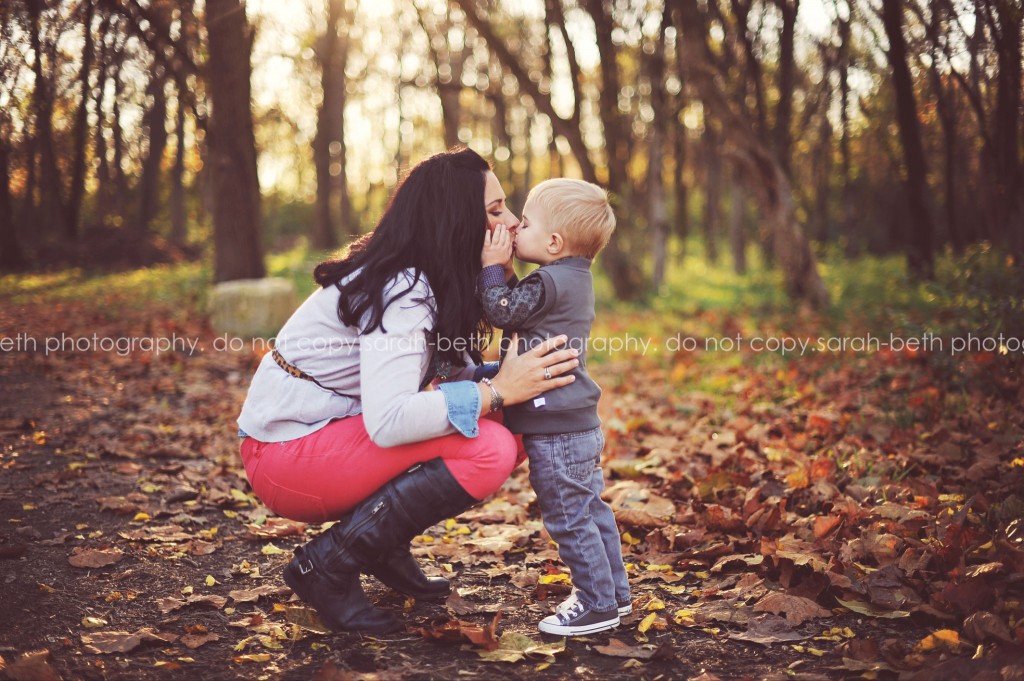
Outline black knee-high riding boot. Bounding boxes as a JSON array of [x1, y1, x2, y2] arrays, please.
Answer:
[[283, 458, 476, 632], [365, 459, 477, 598]]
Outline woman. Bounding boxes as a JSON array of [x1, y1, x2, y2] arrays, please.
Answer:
[[236, 148, 579, 633]]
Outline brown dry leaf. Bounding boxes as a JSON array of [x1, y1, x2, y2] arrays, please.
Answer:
[[445, 590, 502, 616], [813, 515, 843, 539], [283, 603, 332, 633], [753, 592, 831, 626], [614, 508, 669, 528], [96, 496, 141, 514], [228, 585, 287, 603], [119, 524, 192, 542], [728, 614, 811, 646], [180, 632, 220, 649], [0, 649, 62, 681], [81, 628, 178, 654], [592, 638, 658, 659], [157, 594, 228, 613], [702, 505, 745, 534], [962, 612, 1013, 643], [243, 517, 307, 539], [416, 614, 501, 652], [68, 547, 124, 569]]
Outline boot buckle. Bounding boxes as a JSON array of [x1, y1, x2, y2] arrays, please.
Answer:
[[298, 558, 314, 575]]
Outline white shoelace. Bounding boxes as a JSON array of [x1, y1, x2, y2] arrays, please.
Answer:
[[555, 588, 581, 615], [557, 599, 585, 623]]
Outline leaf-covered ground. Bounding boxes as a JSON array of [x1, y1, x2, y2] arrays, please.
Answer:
[[1, 261, 1023, 680]]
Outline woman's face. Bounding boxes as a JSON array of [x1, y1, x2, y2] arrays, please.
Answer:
[[483, 171, 519, 232]]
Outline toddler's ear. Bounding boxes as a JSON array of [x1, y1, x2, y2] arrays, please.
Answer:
[[547, 232, 564, 255]]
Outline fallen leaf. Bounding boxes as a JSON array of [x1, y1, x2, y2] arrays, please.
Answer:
[[473, 631, 565, 664], [68, 547, 124, 569], [228, 585, 286, 603], [180, 632, 220, 649], [915, 629, 962, 653], [81, 628, 178, 654], [753, 592, 831, 626], [593, 638, 658, 659], [0, 649, 61, 681], [836, 597, 910, 619], [727, 614, 811, 646], [962, 611, 1013, 643]]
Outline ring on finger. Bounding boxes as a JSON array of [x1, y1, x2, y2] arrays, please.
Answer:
[[543, 367, 552, 380]]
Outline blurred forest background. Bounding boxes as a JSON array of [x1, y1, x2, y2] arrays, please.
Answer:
[[0, 0, 1021, 304]]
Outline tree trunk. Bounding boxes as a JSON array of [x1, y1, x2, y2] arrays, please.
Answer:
[[729, 165, 747, 274], [205, 0, 265, 282], [66, 0, 98, 239], [27, 0, 64, 233], [649, 11, 671, 289], [881, 0, 934, 278], [170, 91, 187, 244], [312, 0, 344, 250], [989, 0, 1023, 260], [772, 0, 799, 176], [672, 120, 689, 260], [703, 127, 722, 263], [579, 0, 646, 300], [111, 61, 129, 221], [0, 134, 27, 269], [139, 70, 169, 233], [837, 1, 856, 255]]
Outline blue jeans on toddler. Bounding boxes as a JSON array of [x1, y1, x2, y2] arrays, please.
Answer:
[[524, 426, 630, 613]]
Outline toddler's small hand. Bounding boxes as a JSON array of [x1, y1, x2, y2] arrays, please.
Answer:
[[482, 224, 514, 268]]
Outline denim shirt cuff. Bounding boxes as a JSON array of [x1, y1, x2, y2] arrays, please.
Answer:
[[437, 381, 480, 438], [472, 362, 500, 382]]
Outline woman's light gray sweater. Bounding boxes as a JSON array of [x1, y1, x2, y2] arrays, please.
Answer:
[[237, 271, 476, 446]]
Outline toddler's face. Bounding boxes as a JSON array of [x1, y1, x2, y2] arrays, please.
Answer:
[[514, 199, 554, 265]]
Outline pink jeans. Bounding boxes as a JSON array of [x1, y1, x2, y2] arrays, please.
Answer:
[[240, 413, 523, 523]]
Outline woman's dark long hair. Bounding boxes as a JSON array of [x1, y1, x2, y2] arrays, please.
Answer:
[[313, 147, 492, 366]]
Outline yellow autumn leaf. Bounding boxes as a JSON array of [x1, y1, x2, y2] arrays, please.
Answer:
[[206, 575, 218, 587], [181, 586, 194, 595], [230, 488, 251, 504], [538, 573, 572, 585], [916, 629, 960, 652], [223, 510, 238, 519], [445, 518, 456, 531], [673, 609, 696, 625], [133, 512, 150, 522], [638, 612, 657, 634], [645, 598, 666, 611], [22, 503, 35, 511], [785, 469, 809, 489], [176, 657, 195, 663], [622, 532, 641, 545], [233, 654, 272, 663], [261, 543, 287, 556], [412, 534, 434, 543], [645, 564, 673, 572], [82, 617, 107, 628]]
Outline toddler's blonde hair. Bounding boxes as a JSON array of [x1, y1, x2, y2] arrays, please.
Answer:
[[527, 179, 616, 259]]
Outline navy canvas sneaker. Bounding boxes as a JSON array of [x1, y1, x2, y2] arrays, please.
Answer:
[[539, 598, 620, 636], [557, 588, 632, 617]]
